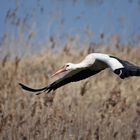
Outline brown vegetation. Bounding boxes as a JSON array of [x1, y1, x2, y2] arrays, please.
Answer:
[[0, 45, 140, 140]]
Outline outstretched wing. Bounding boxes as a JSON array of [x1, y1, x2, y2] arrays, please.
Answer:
[[19, 60, 107, 94], [45, 68, 102, 93], [110, 56, 140, 79], [19, 68, 102, 95], [19, 83, 47, 92]]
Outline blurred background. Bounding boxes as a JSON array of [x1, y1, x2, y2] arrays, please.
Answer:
[[0, 0, 140, 57], [1, 1, 140, 140]]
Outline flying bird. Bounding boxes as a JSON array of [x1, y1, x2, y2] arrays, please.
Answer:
[[19, 53, 140, 95]]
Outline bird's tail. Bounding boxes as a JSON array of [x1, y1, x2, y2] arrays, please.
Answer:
[[19, 83, 49, 95]]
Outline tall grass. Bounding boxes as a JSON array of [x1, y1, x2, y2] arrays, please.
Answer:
[[0, 44, 140, 140]]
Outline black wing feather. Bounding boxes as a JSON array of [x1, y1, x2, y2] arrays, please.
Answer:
[[19, 60, 107, 94], [45, 68, 103, 92], [19, 83, 47, 93], [19, 68, 103, 94], [110, 56, 140, 79]]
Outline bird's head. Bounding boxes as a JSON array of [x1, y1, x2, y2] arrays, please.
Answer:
[[51, 63, 75, 77]]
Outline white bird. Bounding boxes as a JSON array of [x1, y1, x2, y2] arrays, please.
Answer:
[[19, 53, 140, 95]]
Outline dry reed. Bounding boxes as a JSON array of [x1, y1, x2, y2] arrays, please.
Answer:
[[0, 45, 140, 140]]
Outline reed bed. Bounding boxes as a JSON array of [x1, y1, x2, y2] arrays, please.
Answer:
[[0, 45, 140, 140]]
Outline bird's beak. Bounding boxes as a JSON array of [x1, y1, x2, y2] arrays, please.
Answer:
[[51, 66, 67, 77]]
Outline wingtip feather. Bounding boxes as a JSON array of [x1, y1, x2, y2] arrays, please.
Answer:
[[19, 82, 52, 95]]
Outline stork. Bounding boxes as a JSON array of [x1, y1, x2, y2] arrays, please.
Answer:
[[19, 53, 140, 95]]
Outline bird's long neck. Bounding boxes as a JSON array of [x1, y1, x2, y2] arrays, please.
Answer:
[[71, 62, 89, 70], [72, 56, 95, 69], [69, 54, 96, 70]]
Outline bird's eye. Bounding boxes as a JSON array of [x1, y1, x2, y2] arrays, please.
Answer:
[[66, 64, 69, 67]]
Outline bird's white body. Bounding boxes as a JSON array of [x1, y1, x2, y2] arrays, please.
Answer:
[[87, 53, 124, 70], [67, 53, 124, 71], [69, 53, 124, 71]]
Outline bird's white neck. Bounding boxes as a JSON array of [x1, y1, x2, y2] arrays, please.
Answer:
[[70, 62, 91, 70]]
